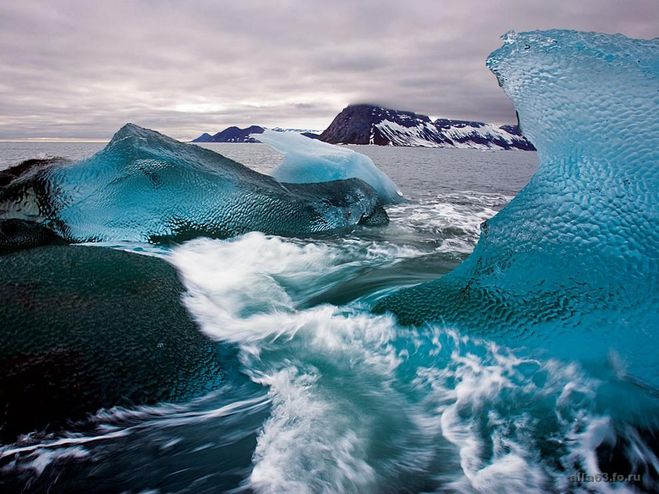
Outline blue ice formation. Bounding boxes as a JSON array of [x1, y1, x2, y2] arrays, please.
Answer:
[[0, 125, 388, 242], [376, 31, 659, 384], [257, 129, 404, 204]]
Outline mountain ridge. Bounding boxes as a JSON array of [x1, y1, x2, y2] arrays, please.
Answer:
[[192, 104, 535, 150], [192, 126, 320, 143], [320, 104, 535, 150]]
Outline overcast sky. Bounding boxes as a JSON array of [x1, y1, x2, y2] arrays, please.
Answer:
[[0, 0, 656, 140]]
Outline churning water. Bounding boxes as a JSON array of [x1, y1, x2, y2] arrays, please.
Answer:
[[2, 143, 657, 493]]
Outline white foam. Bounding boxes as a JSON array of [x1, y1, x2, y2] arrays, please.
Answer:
[[170, 233, 424, 345], [408, 329, 620, 493], [250, 368, 376, 494], [166, 232, 640, 493], [387, 192, 513, 253], [18, 447, 89, 476], [0, 392, 268, 477], [170, 233, 431, 492]]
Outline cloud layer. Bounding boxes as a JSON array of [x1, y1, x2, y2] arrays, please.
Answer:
[[0, 0, 656, 139]]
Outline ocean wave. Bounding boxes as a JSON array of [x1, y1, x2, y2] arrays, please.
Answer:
[[167, 232, 656, 493], [386, 191, 513, 254]]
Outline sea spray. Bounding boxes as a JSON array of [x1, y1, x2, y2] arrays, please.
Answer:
[[169, 233, 652, 492]]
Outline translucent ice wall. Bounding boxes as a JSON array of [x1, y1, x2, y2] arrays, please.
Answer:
[[377, 31, 659, 384], [0, 124, 388, 242], [257, 130, 404, 204]]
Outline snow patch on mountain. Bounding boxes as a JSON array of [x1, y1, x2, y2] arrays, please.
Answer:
[[320, 105, 535, 150]]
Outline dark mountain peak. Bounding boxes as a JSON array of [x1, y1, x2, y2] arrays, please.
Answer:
[[215, 125, 264, 136], [192, 125, 321, 143], [329, 104, 431, 130], [320, 104, 436, 145], [192, 125, 265, 143], [193, 132, 214, 142], [321, 105, 393, 145]]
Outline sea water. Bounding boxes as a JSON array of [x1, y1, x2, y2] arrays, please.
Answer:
[[3, 142, 653, 493], [0, 142, 552, 493]]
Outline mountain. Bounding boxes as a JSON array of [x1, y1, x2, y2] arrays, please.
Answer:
[[192, 126, 320, 143], [191, 105, 533, 150], [192, 125, 265, 143], [319, 104, 535, 150]]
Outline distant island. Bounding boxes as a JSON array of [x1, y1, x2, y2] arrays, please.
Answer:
[[193, 125, 320, 143], [192, 104, 535, 150]]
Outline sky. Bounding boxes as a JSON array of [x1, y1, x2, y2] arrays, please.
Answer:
[[0, 0, 657, 140]]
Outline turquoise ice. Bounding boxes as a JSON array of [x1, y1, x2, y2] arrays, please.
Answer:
[[0, 124, 391, 242], [257, 129, 404, 203], [376, 30, 659, 385]]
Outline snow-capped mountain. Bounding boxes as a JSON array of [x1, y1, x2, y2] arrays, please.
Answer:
[[191, 105, 533, 150], [192, 126, 320, 143], [319, 104, 535, 150]]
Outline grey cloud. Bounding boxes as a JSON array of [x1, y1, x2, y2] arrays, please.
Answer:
[[0, 0, 656, 139]]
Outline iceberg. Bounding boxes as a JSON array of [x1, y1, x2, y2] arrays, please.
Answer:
[[257, 129, 404, 203], [376, 31, 659, 384], [0, 125, 388, 243]]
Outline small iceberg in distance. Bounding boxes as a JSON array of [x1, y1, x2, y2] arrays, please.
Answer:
[[376, 30, 659, 386], [0, 124, 389, 243], [257, 129, 404, 204]]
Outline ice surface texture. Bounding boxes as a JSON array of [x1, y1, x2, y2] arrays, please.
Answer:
[[257, 129, 404, 203], [0, 125, 389, 242], [377, 31, 659, 383]]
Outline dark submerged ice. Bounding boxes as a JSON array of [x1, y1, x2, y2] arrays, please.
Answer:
[[0, 245, 223, 442]]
